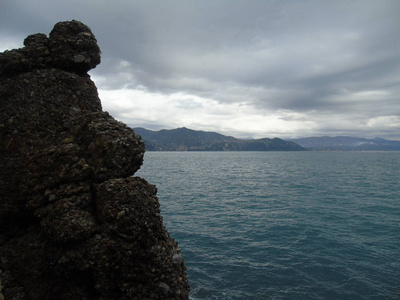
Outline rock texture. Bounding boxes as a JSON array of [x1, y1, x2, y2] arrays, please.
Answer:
[[0, 20, 189, 299]]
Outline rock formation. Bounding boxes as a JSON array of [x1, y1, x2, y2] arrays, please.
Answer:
[[0, 20, 189, 299]]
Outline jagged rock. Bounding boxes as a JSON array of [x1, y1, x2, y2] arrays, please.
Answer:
[[49, 20, 101, 73], [0, 20, 100, 76], [0, 20, 189, 299]]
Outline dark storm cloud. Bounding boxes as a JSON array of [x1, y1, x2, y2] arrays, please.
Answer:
[[1, 0, 399, 139]]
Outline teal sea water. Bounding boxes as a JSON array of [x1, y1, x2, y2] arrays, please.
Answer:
[[136, 152, 400, 299]]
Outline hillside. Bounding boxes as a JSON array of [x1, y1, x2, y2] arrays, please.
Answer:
[[289, 136, 400, 151], [133, 127, 306, 151]]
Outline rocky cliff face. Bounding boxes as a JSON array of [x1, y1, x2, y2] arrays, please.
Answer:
[[0, 20, 189, 299]]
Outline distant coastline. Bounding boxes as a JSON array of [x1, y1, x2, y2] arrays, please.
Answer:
[[133, 127, 400, 151], [133, 127, 306, 151], [288, 136, 400, 151]]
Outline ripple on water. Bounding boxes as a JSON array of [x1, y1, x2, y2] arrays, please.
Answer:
[[137, 152, 400, 299]]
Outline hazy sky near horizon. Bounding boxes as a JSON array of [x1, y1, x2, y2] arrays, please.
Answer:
[[1, 0, 400, 139]]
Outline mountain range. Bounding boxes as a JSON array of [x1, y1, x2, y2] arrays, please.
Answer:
[[289, 136, 400, 151], [133, 127, 400, 151], [133, 127, 306, 151]]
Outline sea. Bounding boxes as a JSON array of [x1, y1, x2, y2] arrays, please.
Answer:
[[136, 151, 400, 300]]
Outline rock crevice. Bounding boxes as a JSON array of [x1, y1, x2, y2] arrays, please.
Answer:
[[0, 20, 189, 299]]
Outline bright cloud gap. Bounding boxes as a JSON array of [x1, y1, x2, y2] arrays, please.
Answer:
[[97, 85, 400, 141]]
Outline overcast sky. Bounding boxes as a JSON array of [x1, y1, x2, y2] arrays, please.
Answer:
[[1, 0, 399, 140]]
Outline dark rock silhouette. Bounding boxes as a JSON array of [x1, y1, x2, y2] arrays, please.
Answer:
[[0, 20, 189, 299]]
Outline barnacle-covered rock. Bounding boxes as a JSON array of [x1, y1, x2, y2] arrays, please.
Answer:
[[0, 20, 189, 300], [72, 112, 145, 182], [0, 20, 100, 76], [49, 20, 101, 73]]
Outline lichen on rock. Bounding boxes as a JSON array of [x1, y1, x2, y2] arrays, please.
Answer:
[[0, 20, 189, 299]]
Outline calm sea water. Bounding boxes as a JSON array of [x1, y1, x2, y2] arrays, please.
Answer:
[[136, 152, 400, 300]]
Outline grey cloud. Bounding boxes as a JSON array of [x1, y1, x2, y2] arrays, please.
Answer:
[[2, 0, 400, 139]]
